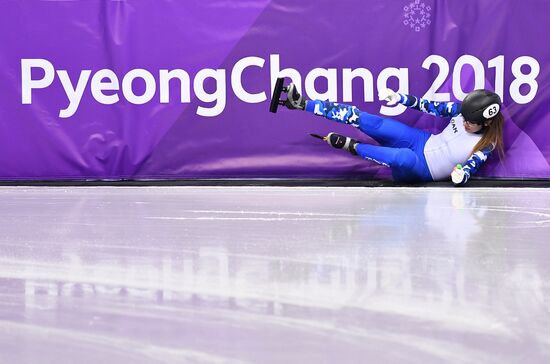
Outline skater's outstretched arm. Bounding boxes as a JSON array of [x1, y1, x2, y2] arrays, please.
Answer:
[[451, 145, 494, 185], [379, 89, 461, 118]]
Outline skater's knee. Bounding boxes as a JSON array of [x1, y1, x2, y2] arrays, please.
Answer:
[[359, 113, 384, 130]]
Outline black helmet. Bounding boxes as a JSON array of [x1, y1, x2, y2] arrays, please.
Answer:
[[460, 89, 501, 124]]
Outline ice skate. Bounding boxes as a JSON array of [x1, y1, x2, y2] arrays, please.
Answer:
[[269, 78, 306, 113]]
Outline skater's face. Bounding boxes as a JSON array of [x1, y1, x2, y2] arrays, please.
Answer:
[[463, 119, 484, 133]]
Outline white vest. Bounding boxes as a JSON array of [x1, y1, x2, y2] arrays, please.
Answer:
[[423, 115, 482, 180]]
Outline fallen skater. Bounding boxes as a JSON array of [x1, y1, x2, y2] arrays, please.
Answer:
[[271, 79, 504, 185]]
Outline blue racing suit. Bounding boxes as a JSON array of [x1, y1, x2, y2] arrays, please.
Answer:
[[306, 95, 492, 183]]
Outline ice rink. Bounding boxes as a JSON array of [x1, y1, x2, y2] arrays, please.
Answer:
[[0, 186, 549, 363]]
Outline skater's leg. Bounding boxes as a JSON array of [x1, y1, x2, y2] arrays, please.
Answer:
[[357, 113, 431, 149], [315, 131, 433, 182], [354, 143, 432, 182], [305, 99, 362, 127], [305, 99, 431, 149]]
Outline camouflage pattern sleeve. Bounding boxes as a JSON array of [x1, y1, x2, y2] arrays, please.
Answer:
[[454, 145, 494, 185], [306, 100, 361, 127], [397, 93, 461, 118]]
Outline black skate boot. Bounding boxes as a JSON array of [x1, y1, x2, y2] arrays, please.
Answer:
[[310, 133, 358, 155], [283, 83, 305, 110], [270, 78, 306, 113]]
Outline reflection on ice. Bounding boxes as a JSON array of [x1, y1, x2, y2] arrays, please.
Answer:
[[0, 187, 549, 363]]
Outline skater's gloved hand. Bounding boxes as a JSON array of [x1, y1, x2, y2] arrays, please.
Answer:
[[378, 88, 400, 106], [451, 164, 467, 186]]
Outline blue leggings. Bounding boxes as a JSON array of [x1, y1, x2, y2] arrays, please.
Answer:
[[306, 100, 433, 182]]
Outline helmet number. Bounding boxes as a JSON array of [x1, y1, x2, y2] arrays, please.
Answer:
[[483, 104, 500, 119]]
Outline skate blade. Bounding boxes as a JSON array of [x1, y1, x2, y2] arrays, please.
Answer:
[[269, 77, 285, 113], [309, 133, 327, 141]]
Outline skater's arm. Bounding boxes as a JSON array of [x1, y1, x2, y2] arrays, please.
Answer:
[[451, 145, 494, 186], [379, 89, 461, 118]]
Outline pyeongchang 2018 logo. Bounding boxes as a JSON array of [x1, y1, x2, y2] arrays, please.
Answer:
[[403, 0, 432, 32]]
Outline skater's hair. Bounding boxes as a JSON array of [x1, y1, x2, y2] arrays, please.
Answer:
[[472, 112, 505, 159]]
